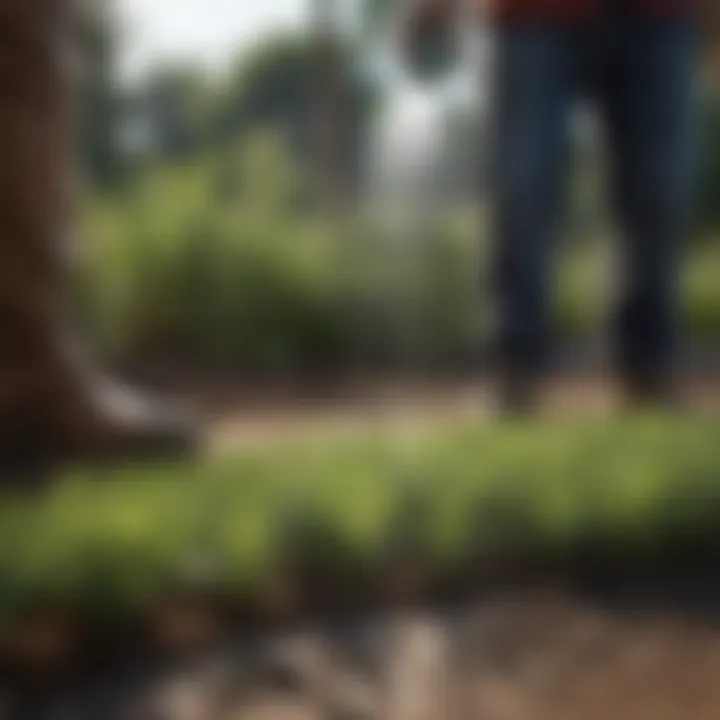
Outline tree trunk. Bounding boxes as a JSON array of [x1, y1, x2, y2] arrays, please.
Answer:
[[312, 0, 351, 216]]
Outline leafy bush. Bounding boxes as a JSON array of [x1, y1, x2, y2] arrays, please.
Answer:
[[0, 417, 719, 624]]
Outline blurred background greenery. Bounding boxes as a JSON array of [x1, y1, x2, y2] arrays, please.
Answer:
[[76, 4, 720, 377], [1, 1, 719, 645]]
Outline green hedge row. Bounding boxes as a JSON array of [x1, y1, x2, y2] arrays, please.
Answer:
[[1, 417, 719, 625]]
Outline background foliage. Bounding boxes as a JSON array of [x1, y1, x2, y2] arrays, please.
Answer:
[[77, 6, 720, 373]]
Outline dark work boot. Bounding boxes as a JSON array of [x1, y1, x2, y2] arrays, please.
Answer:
[[620, 368, 684, 414], [0, 1, 199, 485], [495, 369, 541, 418]]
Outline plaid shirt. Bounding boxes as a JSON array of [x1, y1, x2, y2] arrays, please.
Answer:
[[489, 0, 697, 23]]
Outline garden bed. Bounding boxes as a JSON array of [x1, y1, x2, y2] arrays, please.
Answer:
[[1, 416, 720, 669]]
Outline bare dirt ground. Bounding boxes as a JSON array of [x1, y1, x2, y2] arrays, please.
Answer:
[[202, 373, 720, 453], [11, 590, 720, 720]]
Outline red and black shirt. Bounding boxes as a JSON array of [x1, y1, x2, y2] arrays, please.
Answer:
[[489, 0, 697, 25]]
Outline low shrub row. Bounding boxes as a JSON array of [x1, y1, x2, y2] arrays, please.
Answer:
[[1, 417, 719, 629]]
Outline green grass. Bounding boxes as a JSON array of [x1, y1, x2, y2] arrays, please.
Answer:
[[1, 416, 720, 625]]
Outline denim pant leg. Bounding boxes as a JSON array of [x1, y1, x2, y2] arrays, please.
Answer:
[[489, 28, 579, 375], [601, 21, 698, 379]]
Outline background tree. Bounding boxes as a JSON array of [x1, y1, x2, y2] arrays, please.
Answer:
[[80, 3, 126, 189], [132, 64, 214, 161], [214, 36, 317, 155], [214, 30, 373, 210], [311, 0, 353, 214]]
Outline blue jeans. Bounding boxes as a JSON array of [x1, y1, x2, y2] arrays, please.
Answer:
[[490, 19, 697, 378]]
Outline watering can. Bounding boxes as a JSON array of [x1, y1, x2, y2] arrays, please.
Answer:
[[398, 0, 463, 81]]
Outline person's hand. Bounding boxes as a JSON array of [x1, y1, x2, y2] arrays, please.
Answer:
[[401, 0, 455, 53], [400, 0, 459, 80]]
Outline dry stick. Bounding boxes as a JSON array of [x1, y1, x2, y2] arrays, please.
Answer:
[[381, 616, 452, 720]]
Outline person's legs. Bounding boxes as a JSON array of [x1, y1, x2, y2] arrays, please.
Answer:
[[489, 26, 580, 406], [600, 20, 697, 401]]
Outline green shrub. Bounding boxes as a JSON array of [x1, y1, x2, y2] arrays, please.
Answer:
[[0, 417, 719, 624]]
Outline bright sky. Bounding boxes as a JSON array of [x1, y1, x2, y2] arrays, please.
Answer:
[[117, 0, 308, 83]]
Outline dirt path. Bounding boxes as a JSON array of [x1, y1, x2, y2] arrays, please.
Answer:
[[204, 374, 720, 453], [13, 591, 720, 720]]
